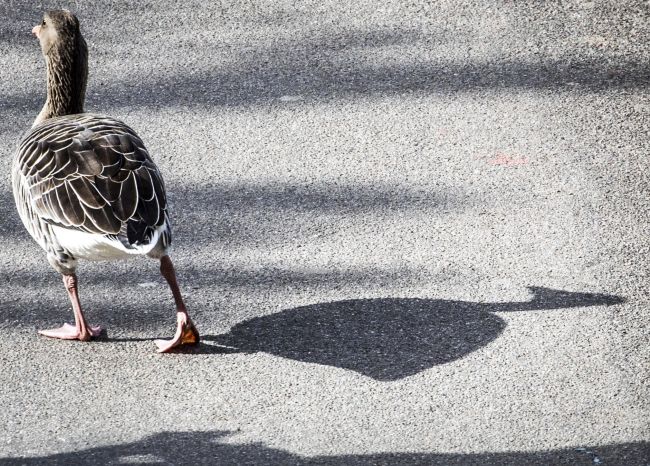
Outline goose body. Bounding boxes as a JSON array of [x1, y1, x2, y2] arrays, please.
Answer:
[[13, 114, 170, 270], [13, 9, 198, 351]]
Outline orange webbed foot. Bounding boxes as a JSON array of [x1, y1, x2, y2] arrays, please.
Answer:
[[154, 313, 199, 353]]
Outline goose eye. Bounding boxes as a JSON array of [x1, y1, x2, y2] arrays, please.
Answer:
[[42, 19, 46, 26]]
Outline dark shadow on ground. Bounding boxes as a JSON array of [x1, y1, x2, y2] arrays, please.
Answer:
[[1, 431, 646, 465], [200, 287, 624, 381], [0, 185, 21, 241], [24, 57, 650, 115], [0, 179, 460, 294], [2, 19, 649, 118], [120, 60, 649, 108], [0, 181, 460, 244]]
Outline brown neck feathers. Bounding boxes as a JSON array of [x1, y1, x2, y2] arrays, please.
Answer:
[[43, 32, 88, 120]]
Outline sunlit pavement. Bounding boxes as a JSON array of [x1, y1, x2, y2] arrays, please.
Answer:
[[0, 1, 648, 464]]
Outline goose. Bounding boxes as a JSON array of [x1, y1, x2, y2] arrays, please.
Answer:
[[12, 10, 199, 352]]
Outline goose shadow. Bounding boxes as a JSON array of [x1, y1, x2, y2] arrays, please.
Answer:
[[199, 287, 624, 381]]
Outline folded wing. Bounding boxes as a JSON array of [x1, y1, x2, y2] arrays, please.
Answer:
[[16, 114, 168, 246]]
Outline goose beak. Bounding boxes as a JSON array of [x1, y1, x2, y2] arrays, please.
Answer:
[[32, 25, 41, 38]]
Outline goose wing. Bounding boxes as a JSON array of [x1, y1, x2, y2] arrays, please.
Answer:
[[15, 114, 167, 245]]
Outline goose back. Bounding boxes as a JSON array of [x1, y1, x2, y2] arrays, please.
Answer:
[[12, 114, 171, 263]]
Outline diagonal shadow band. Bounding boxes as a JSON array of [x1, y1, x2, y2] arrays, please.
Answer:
[[3, 23, 649, 120], [200, 287, 624, 381], [0, 430, 646, 465]]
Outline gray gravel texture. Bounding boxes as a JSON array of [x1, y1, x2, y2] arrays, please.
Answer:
[[0, 0, 649, 464]]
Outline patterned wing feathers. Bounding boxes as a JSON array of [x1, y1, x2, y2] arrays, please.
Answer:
[[67, 177, 103, 209], [94, 175, 122, 203], [17, 115, 167, 242], [70, 148, 104, 176], [112, 172, 139, 222], [63, 182, 86, 227], [84, 202, 122, 234]]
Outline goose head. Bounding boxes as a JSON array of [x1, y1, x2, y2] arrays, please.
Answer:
[[32, 10, 81, 56]]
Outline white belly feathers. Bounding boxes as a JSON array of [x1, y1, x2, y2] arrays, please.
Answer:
[[50, 224, 166, 260]]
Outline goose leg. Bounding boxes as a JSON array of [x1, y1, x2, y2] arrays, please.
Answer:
[[154, 255, 199, 353], [39, 274, 103, 341]]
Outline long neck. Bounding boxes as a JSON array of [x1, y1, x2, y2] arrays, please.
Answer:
[[34, 34, 88, 127]]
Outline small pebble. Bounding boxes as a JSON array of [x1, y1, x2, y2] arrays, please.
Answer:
[[138, 282, 158, 288]]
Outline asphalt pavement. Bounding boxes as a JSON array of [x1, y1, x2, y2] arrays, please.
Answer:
[[0, 0, 648, 464]]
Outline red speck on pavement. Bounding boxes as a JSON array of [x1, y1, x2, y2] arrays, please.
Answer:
[[487, 152, 528, 166]]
